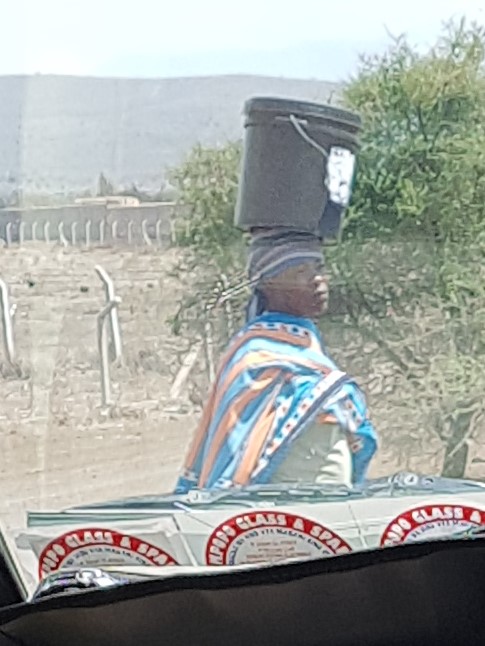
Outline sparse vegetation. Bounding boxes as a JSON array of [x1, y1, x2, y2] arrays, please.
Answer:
[[170, 142, 244, 257], [170, 18, 485, 478], [97, 173, 114, 197]]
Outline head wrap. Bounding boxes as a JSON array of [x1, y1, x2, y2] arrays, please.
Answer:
[[246, 228, 324, 321]]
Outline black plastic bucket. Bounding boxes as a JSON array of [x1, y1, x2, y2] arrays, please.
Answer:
[[234, 97, 361, 238]]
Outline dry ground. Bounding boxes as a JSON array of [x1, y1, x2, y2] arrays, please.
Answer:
[[0, 244, 198, 530], [1, 243, 484, 532]]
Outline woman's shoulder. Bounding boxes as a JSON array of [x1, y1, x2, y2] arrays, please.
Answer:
[[245, 312, 321, 340]]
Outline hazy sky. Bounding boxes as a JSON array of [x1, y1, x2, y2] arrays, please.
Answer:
[[3, 0, 484, 80]]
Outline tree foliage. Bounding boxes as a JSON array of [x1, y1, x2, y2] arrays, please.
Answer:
[[338, 19, 485, 475], [170, 142, 244, 261], [97, 172, 114, 197], [344, 19, 485, 243]]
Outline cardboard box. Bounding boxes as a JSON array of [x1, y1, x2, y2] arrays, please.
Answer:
[[6, 483, 485, 598]]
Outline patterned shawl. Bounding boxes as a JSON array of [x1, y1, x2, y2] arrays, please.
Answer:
[[175, 312, 377, 493]]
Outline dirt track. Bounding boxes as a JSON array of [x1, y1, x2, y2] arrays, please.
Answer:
[[0, 244, 199, 531], [2, 243, 484, 533]]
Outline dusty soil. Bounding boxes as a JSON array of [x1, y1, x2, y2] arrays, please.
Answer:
[[0, 243, 198, 530], [1, 242, 484, 532]]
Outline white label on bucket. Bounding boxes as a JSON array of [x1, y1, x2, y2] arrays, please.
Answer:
[[326, 147, 356, 206], [205, 511, 352, 566]]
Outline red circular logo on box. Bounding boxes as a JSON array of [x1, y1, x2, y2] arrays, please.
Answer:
[[206, 510, 352, 566], [38, 527, 178, 578], [380, 504, 485, 547]]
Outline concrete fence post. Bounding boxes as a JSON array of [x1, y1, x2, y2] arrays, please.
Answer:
[[95, 265, 122, 363], [0, 279, 16, 367], [97, 297, 121, 407]]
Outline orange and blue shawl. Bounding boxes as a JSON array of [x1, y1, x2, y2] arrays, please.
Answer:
[[175, 312, 377, 493]]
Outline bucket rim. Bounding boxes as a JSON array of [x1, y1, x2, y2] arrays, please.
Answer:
[[243, 96, 361, 128]]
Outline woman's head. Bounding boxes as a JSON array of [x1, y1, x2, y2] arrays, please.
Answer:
[[246, 228, 327, 320], [259, 260, 329, 318]]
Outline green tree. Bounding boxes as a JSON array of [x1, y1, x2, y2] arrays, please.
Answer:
[[168, 143, 248, 363], [344, 19, 485, 243], [97, 172, 114, 197], [339, 18, 485, 476], [170, 142, 244, 262]]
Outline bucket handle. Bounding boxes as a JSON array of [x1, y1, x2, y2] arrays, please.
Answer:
[[289, 114, 328, 159]]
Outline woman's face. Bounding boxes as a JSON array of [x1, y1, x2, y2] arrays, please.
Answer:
[[262, 261, 329, 318]]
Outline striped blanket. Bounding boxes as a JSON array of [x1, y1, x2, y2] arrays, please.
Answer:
[[175, 312, 377, 493]]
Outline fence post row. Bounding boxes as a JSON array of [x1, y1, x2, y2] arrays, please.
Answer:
[[0, 219, 179, 406], [0, 279, 16, 366], [2, 216, 174, 246], [0, 268, 123, 409]]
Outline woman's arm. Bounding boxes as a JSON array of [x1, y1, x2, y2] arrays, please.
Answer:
[[319, 381, 378, 485]]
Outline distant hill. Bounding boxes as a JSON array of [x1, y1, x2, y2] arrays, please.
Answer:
[[0, 74, 340, 198]]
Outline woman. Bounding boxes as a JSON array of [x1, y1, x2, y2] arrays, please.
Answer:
[[175, 229, 377, 493]]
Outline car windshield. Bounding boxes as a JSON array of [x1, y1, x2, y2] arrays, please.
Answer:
[[2, 0, 485, 597]]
